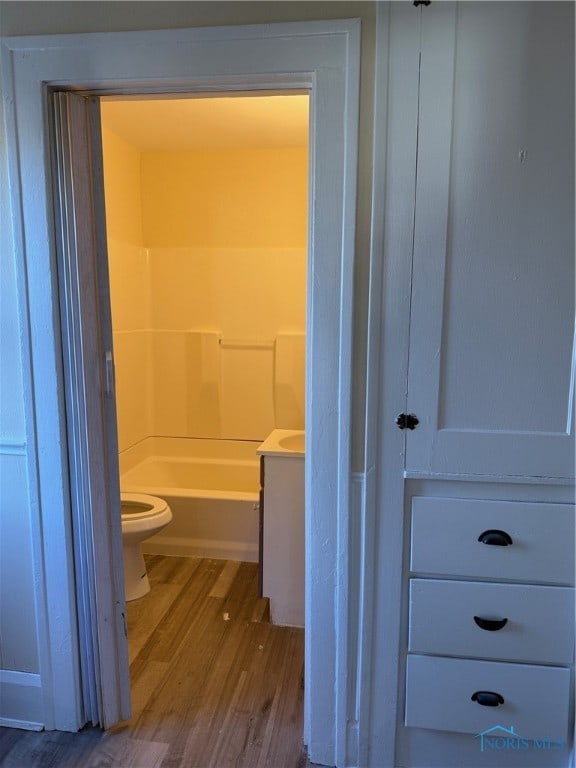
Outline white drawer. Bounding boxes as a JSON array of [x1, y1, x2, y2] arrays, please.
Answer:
[[405, 655, 571, 740], [410, 497, 575, 584], [408, 579, 575, 664]]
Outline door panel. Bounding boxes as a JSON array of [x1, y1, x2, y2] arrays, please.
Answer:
[[52, 92, 131, 728], [406, 2, 575, 478]]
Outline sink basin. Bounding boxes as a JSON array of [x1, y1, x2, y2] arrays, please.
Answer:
[[278, 433, 305, 453], [257, 429, 305, 456]]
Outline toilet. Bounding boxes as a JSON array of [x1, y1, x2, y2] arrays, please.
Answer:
[[121, 492, 172, 601]]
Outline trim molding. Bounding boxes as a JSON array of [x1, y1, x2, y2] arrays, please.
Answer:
[[0, 670, 43, 730], [404, 470, 576, 486], [0, 440, 26, 456], [338, 471, 367, 766], [363, 5, 422, 766]]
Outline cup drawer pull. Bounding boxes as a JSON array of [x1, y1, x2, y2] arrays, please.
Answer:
[[478, 529, 513, 546], [471, 691, 505, 707], [473, 616, 508, 631]]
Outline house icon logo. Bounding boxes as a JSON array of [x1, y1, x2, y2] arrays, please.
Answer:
[[475, 725, 527, 752], [475, 724, 566, 753]]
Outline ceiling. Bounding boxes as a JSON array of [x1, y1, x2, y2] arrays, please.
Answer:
[[100, 94, 309, 151]]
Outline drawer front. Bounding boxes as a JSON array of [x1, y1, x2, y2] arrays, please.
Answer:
[[408, 579, 575, 664], [405, 655, 571, 740], [410, 497, 575, 584]]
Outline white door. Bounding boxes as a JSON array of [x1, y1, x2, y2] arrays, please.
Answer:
[[52, 91, 131, 728], [406, 2, 575, 479]]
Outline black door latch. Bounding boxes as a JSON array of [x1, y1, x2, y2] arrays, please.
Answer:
[[396, 413, 419, 430]]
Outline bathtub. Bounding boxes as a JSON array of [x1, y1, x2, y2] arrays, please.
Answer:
[[119, 437, 261, 562]]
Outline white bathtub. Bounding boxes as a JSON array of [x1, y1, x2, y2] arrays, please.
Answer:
[[119, 437, 261, 562]]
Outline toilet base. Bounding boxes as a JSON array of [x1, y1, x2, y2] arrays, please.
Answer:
[[123, 542, 151, 601]]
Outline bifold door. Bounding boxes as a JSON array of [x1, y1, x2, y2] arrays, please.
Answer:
[[52, 91, 131, 728]]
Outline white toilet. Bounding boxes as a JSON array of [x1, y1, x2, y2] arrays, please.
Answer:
[[121, 492, 172, 601]]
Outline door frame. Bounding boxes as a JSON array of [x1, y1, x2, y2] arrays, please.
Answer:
[[363, 4, 421, 765], [1, 19, 360, 765]]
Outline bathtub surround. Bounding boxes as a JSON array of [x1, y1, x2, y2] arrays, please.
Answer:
[[101, 118, 307, 454], [101, 126, 150, 450], [113, 326, 304, 448], [108, 249, 306, 447], [273, 335, 306, 430], [112, 326, 151, 452]]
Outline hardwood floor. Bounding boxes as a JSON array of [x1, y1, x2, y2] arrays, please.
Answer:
[[0, 556, 315, 767]]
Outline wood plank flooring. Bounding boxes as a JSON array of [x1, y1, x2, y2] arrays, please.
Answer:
[[0, 556, 314, 768]]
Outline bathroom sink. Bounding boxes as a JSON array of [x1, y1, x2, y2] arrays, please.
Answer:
[[278, 433, 305, 453], [257, 429, 305, 456]]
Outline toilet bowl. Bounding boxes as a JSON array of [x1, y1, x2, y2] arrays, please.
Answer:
[[121, 492, 172, 601]]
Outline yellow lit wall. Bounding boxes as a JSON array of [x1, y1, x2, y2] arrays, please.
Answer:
[[147, 248, 306, 336], [101, 126, 151, 452], [140, 145, 307, 439], [101, 126, 143, 248], [102, 121, 307, 448], [141, 148, 307, 248]]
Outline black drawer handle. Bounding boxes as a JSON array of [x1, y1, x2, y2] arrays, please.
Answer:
[[478, 529, 513, 546], [471, 691, 505, 707], [473, 616, 508, 631]]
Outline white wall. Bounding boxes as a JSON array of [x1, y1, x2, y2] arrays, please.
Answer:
[[0, 89, 42, 727], [0, 103, 38, 674]]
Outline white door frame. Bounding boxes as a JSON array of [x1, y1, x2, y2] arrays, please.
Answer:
[[1, 20, 360, 765], [363, 5, 421, 765]]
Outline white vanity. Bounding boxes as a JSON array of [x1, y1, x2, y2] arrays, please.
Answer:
[[257, 429, 305, 627]]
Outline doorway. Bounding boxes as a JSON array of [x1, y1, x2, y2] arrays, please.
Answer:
[[4, 21, 360, 764], [51, 74, 353, 753], [54, 84, 312, 722], [97, 91, 309, 728]]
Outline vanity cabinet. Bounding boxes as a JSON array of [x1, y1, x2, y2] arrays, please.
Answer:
[[257, 430, 305, 627]]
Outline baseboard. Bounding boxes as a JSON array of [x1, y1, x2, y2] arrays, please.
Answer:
[[142, 535, 259, 563], [0, 716, 43, 731], [0, 670, 43, 730]]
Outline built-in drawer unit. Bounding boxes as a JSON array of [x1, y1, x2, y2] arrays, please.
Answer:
[[405, 495, 575, 747], [410, 498, 575, 584], [408, 579, 575, 664], [405, 654, 571, 739]]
